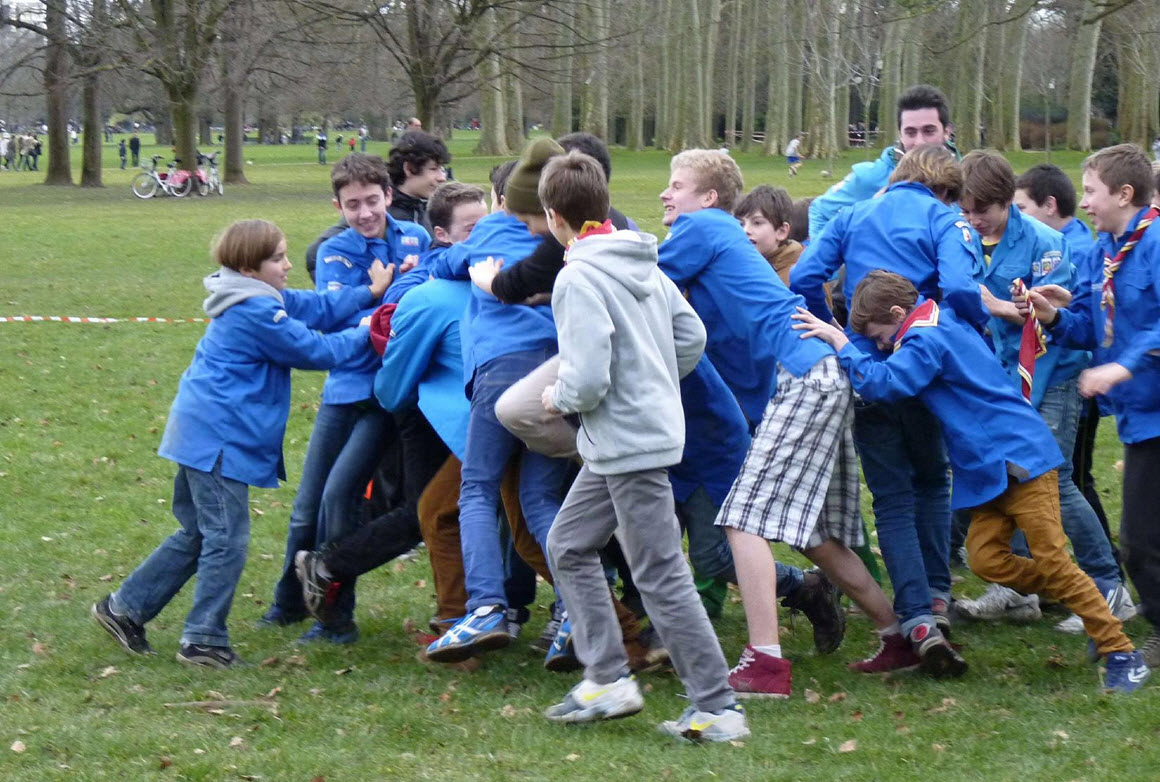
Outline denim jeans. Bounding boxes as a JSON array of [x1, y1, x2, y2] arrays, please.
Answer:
[[460, 348, 571, 612], [854, 397, 951, 632], [272, 401, 392, 627], [677, 485, 804, 595], [112, 462, 250, 647], [1010, 378, 1121, 595]]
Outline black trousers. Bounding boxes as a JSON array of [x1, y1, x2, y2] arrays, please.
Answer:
[[1121, 436, 1160, 626]]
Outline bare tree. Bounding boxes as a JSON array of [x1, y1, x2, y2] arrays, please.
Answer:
[[1065, 0, 1104, 150]]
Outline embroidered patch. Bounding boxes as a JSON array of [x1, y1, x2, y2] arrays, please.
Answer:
[[1032, 250, 1062, 277], [402, 236, 420, 246], [323, 254, 353, 268], [954, 220, 973, 245], [273, 310, 287, 323]]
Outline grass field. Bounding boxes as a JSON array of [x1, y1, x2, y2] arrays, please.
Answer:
[[1, 135, 1154, 781]]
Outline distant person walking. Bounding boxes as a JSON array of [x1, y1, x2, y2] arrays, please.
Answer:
[[119, 139, 127, 170], [316, 132, 328, 165], [129, 133, 141, 167]]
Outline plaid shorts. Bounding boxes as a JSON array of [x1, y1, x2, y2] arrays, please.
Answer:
[[716, 356, 861, 550]]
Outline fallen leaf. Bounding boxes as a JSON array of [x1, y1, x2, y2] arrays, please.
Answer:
[[260, 656, 279, 667], [804, 688, 820, 704], [393, 562, 406, 573], [438, 692, 451, 703], [206, 690, 226, 701], [334, 667, 354, 676], [99, 665, 117, 678], [413, 579, 426, 588], [500, 704, 517, 717], [828, 692, 847, 703], [229, 736, 244, 748], [802, 738, 816, 745], [99, 574, 113, 582], [896, 726, 911, 734], [402, 617, 417, 634], [565, 753, 580, 761], [32, 642, 48, 655], [851, 710, 863, 722], [728, 740, 746, 747], [933, 743, 947, 753], [158, 757, 173, 769], [1054, 730, 1070, 740], [11, 740, 26, 753], [265, 687, 282, 699], [838, 739, 857, 753], [194, 749, 206, 755], [207, 709, 225, 715]]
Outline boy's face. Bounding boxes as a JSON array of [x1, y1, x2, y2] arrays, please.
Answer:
[[738, 212, 790, 259], [513, 211, 551, 236], [1079, 169, 1131, 235], [661, 167, 715, 226], [1012, 188, 1054, 224], [960, 198, 1009, 240], [334, 181, 391, 239], [863, 306, 908, 352], [243, 239, 291, 290], [436, 199, 488, 244], [404, 158, 448, 199], [898, 107, 949, 153]]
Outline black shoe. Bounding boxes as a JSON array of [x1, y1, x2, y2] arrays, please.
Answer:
[[782, 569, 846, 654], [92, 595, 154, 655], [176, 643, 242, 669], [254, 604, 308, 628], [531, 605, 564, 654], [909, 624, 968, 678], [294, 550, 343, 625]]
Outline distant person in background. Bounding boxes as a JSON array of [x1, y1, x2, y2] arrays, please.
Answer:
[[785, 133, 804, 177], [406, 117, 422, 132], [29, 134, 41, 171], [359, 125, 368, 152], [129, 133, 141, 167], [348, 136, 356, 155], [316, 132, 328, 165]]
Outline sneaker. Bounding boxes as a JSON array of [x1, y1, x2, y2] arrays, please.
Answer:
[[932, 597, 952, 640], [91, 595, 154, 656], [544, 675, 644, 723], [1056, 583, 1137, 635], [297, 620, 360, 645], [176, 643, 241, 669], [848, 632, 921, 673], [658, 703, 750, 743], [254, 604, 307, 628], [909, 623, 968, 678], [954, 583, 1039, 622], [781, 569, 845, 654], [505, 606, 530, 640], [426, 604, 510, 663], [294, 551, 343, 626], [1140, 626, 1160, 669], [544, 614, 581, 672], [728, 645, 791, 699], [530, 605, 564, 655], [626, 625, 670, 673], [1104, 650, 1150, 693]]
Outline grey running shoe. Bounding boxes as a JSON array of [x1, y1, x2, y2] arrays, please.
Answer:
[[92, 595, 154, 655], [176, 643, 242, 669], [658, 703, 750, 743], [294, 550, 342, 626], [1056, 583, 1136, 634], [544, 676, 644, 723]]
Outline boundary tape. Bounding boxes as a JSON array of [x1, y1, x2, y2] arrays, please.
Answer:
[[0, 316, 208, 324]]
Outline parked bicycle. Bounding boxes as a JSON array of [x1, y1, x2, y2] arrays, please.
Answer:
[[131, 155, 193, 199], [195, 151, 224, 196]]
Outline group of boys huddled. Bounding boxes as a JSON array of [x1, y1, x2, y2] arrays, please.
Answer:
[[92, 84, 1160, 743]]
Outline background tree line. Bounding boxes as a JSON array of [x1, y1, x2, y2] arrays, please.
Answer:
[[1, 0, 1157, 188]]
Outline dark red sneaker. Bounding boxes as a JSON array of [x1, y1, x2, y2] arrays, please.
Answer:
[[910, 623, 968, 678], [848, 632, 921, 673], [728, 645, 791, 699]]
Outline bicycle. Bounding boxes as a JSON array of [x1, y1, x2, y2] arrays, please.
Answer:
[[131, 155, 194, 199], [195, 151, 223, 196]]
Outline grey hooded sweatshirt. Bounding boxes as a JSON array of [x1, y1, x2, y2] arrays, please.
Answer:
[[549, 229, 706, 475]]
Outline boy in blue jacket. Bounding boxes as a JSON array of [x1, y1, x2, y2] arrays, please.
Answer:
[[794, 270, 1149, 693], [957, 150, 1131, 631], [261, 154, 430, 644], [1026, 144, 1160, 669], [92, 220, 391, 668]]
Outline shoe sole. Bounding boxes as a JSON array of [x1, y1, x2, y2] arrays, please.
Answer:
[[426, 629, 511, 663], [733, 690, 790, 700], [175, 651, 235, 669], [545, 700, 644, 724], [91, 602, 152, 656], [918, 642, 969, 678], [544, 653, 582, 673], [659, 722, 752, 742]]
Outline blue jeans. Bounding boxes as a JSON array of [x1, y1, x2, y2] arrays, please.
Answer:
[[460, 349, 571, 612], [854, 397, 951, 632], [677, 485, 804, 594], [272, 401, 391, 626], [112, 462, 250, 647], [1011, 378, 1121, 595]]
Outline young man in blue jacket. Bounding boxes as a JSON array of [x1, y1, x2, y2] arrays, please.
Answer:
[[956, 150, 1132, 631], [791, 144, 984, 670], [260, 155, 430, 644], [93, 220, 391, 668], [1026, 144, 1160, 669], [795, 271, 1150, 693]]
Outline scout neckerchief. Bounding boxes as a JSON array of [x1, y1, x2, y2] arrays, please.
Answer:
[[1102, 205, 1159, 347], [1012, 278, 1046, 401], [892, 299, 940, 352], [564, 219, 615, 262]]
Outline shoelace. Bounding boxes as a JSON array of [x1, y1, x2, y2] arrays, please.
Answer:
[[730, 648, 756, 674]]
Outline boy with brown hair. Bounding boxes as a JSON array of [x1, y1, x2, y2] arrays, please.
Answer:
[[734, 185, 803, 285], [538, 151, 748, 742]]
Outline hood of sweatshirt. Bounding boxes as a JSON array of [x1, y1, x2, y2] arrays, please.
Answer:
[[565, 230, 660, 301], [202, 267, 284, 317]]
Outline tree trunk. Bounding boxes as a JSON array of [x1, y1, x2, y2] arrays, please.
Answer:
[[580, 0, 609, 139], [656, 0, 672, 146], [503, 66, 524, 149], [701, 0, 721, 142], [475, 9, 508, 155], [877, 15, 904, 139], [763, 15, 788, 155], [627, 24, 645, 150], [43, 0, 72, 185], [786, 0, 804, 148], [739, 0, 760, 152], [550, 11, 573, 138], [79, 0, 106, 187], [724, 0, 742, 147], [1003, 0, 1033, 152], [168, 84, 199, 173]]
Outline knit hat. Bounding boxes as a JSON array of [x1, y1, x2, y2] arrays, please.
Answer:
[[504, 138, 564, 215]]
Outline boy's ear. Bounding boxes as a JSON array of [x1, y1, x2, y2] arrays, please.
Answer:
[[775, 221, 792, 242], [332, 197, 342, 214], [1116, 183, 1135, 207], [433, 225, 450, 244], [546, 207, 568, 230], [1043, 195, 1059, 217]]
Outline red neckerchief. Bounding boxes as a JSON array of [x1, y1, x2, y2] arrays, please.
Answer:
[[1011, 278, 1047, 401], [1101, 205, 1159, 347], [564, 220, 615, 263], [892, 299, 940, 352]]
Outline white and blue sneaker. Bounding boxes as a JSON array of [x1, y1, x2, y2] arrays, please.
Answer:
[[426, 604, 511, 663], [1056, 583, 1137, 634], [658, 703, 750, 743], [544, 614, 580, 672], [1104, 650, 1150, 694], [544, 675, 644, 723]]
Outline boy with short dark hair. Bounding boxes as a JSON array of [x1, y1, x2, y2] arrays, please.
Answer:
[[794, 271, 1149, 693], [734, 185, 802, 285], [1013, 163, 1094, 259], [538, 151, 748, 742], [386, 131, 451, 234]]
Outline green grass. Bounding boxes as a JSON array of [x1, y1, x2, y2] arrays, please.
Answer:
[[0, 139, 1152, 781]]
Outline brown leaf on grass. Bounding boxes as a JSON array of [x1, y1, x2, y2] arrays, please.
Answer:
[[206, 691, 227, 701], [828, 692, 847, 703], [265, 687, 281, 699], [1046, 654, 1067, 669], [402, 617, 418, 634], [802, 738, 817, 745], [333, 667, 354, 676], [565, 753, 580, 761], [10, 740, 26, 753], [413, 579, 427, 588], [32, 642, 48, 655], [229, 736, 244, 748], [311, 777, 325, 782], [158, 757, 173, 769], [896, 726, 912, 734], [285, 655, 306, 666], [438, 692, 452, 703], [926, 697, 957, 714], [392, 562, 406, 573], [207, 709, 226, 716], [99, 665, 117, 678], [1053, 730, 1070, 740], [851, 710, 863, 722], [260, 656, 279, 667], [933, 743, 947, 753], [500, 704, 518, 717], [98, 574, 113, 582], [804, 688, 821, 704], [838, 739, 857, 753]]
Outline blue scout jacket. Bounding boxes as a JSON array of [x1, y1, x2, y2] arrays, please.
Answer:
[[974, 204, 1088, 408], [658, 208, 833, 424], [792, 181, 989, 335], [159, 270, 373, 488], [384, 241, 448, 306], [374, 279, 471, 460], [1060, 216, 1095, 260], [1050, 206, 1160, 444], [429, 211, 556, 387], [315, 214, 430, 404], [669, 357, 751, 506], [837, 299, 1064, 509], [808, 145, 899, 238]]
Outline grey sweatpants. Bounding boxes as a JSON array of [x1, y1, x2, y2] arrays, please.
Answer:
[[546, 464, 735, 714]]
